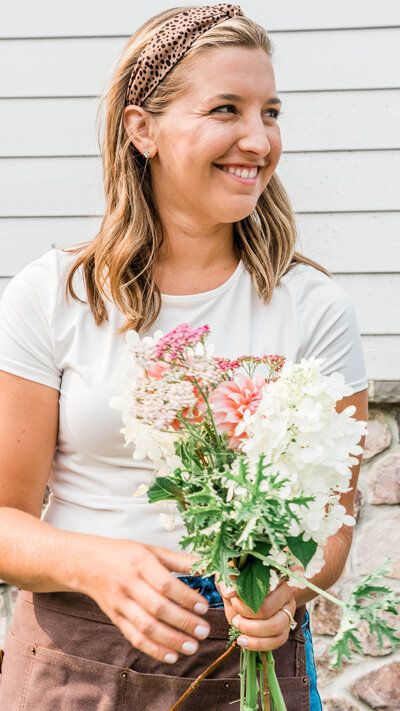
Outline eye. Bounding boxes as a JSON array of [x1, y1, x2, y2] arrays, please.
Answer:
[[264, 109, 281, 120], [210, 104, 237, 114]]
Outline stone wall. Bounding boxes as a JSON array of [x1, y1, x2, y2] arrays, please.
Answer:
[[1, 398, 400, 709], [311, 398, 400, 710]]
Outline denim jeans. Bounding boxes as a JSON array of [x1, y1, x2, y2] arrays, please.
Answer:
[[179, 575, 323, 711]]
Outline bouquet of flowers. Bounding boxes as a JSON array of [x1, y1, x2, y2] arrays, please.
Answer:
[[111, 324, 400, 711]]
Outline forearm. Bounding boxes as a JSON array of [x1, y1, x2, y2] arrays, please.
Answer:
[[0, 507, 101, 594], [293, 528, 352, 607]]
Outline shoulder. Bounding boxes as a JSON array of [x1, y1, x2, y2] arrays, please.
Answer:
[[280, 262, 352, 315], [4, 248, 83, 304]]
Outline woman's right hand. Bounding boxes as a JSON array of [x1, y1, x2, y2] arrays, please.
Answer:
[[80, 537, 211, 664]]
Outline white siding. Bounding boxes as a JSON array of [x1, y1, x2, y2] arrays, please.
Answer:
[[2, 29, 400, 97], [1, 1, 399, 381], [1, 0, 399, 36]]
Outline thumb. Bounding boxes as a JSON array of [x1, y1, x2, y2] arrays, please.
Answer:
[[149, 545, 202, 575]]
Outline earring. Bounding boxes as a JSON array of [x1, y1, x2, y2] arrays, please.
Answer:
[[143, 150, 150, 159]]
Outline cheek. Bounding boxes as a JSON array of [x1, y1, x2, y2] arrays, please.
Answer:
[[270, 127, 282, 160]]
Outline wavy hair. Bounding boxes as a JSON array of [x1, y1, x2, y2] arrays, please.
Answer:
[[66, 6, 329, 332]]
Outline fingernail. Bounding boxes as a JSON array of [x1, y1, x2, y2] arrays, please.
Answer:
[[164, 653, 178, 663], [221, 584, 235, 596], [181, 641, 197, 654], [232, 615, 240, 628], [237, 637, 248, 647], [194, 602, 208, 614], [194, 624, 210, 640]]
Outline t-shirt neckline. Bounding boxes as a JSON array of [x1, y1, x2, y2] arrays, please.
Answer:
[[161, 260, 244, 304]]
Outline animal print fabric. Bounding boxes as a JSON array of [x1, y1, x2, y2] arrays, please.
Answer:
[[125, 4, 244, 106]]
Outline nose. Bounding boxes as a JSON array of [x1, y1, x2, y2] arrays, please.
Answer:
[[237, 114, 275, 158]]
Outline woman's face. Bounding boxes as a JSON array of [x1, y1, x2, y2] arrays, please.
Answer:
[[149, 46, 282, 227]]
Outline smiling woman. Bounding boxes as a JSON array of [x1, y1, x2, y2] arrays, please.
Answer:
[[0, 5, 368, 711]]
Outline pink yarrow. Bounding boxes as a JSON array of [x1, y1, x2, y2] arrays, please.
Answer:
[[210, 372, 266, 449], [154, 324, 210, 362]]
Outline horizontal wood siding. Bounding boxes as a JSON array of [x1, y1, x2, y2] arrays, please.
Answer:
[[0, 3, 398, 382], [1, 30, 399, 98], [1, 0, 399, 36]]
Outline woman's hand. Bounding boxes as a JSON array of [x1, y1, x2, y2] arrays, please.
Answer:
[[80, 537, 211, 664], [216, 579, 296, 651]]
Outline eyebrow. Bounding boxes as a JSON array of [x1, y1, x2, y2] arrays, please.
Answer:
[[207, 93, 282, 105]]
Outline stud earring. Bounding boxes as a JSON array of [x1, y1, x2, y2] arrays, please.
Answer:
[[143, 150, 150, 159]]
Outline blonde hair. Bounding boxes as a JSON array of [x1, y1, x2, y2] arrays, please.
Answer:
[[66, 6, 329, 332]]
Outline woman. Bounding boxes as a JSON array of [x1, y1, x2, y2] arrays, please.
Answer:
[[0, 5, 368, 710]]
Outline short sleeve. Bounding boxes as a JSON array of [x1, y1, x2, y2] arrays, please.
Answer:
[[0, 250, 62, 390], [296, 266, 368, 393]]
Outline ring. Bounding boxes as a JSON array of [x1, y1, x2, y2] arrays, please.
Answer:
[[280, 607, 297, 630]]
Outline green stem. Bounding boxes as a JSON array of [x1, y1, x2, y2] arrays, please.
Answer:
[[266, 651, 287, 711], [240, 648, 246, 711], [175, 414, 210, 448], [247, 552, 347, 609], [238, 553, 248, 571], [245, 650, 258, 711], [191, 378, 222, 445]]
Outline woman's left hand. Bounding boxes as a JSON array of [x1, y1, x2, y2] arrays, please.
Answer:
[[216, 579, 297, 651]]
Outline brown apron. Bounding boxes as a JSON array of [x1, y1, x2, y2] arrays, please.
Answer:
[[0, 590, 310, 710]]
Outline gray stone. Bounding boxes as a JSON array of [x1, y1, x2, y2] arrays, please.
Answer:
[[350, 661, 400, 710], [368, 381, 400, 404], [322, 698, 360, 711], [354, 488, 363, 523], [363, 414, 392, 461], [356, 612, 400, 656], [354, 508, 400, 579], [310, 594, 341, 636], [312, 636, 348, 687], [367, 453, 400, 504], [0, 584, 18, 648]]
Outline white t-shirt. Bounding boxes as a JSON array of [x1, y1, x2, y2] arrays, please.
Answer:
[[0, 249, 367, 551]]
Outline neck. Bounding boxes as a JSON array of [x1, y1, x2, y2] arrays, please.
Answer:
[[153, 206, 239, 296], [154, 203, 237, 272]]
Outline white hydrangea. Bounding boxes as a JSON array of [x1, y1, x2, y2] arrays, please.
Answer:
[[241, 358, 367, 549]]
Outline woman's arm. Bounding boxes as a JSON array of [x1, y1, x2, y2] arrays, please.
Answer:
[[293, 387, 368, 606], [0, 370, 211, 663], [218, 388, 368, 651]]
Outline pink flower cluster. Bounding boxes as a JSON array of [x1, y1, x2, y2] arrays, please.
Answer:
[[215, 357, 241, 373], [153, 324, 210, 362], [237, 355, 286, 380]]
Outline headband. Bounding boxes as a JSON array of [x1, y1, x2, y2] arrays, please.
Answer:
[[125, 4, 244, 107]]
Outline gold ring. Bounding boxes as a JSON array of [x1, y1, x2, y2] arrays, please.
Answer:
[[280, 607, 297, 630]]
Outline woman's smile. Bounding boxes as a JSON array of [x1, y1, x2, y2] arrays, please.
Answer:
[[214, 163, 261, 184]]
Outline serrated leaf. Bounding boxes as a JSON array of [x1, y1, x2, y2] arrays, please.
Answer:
[[235, 556, 270, 613], [286, 535, 318, 569], [147, 477, 183, 504]]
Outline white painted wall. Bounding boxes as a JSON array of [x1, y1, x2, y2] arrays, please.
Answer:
[[1, 0, 399, 380]]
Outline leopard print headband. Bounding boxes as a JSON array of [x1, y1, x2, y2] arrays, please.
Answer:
[[125, 4, 244, 107]]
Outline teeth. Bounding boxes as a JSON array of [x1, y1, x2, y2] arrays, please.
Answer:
[[220, 165, 258, 179]]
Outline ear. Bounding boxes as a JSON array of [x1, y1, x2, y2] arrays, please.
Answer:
[[123, 105, 157, 158]]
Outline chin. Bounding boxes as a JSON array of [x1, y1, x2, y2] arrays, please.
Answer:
[[217, 202, 260, 224]]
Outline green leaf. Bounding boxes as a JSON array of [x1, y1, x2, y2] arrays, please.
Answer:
[[286, 535, 318, 569], [235, 555, 271, 613], [147, 477, 183, 504]]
